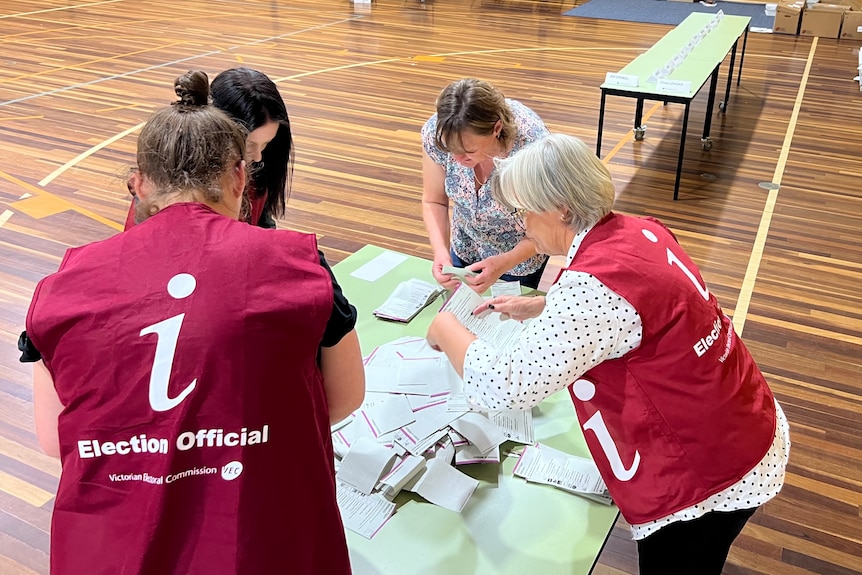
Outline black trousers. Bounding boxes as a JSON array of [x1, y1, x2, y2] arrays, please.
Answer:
[[636, 506, 758, 575]]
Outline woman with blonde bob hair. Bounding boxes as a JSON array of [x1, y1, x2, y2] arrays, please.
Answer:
[[427, 133, 789, 575]]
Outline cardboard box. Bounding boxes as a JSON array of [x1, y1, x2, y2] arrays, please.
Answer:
[[832, 0, 862, 10], [774, 2, 804, 34], [800, 3, 848, 37], [840, 10, 862, 39]]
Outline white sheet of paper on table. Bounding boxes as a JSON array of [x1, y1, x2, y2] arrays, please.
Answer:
[[337, 436, 398, 495], [455, 443, 500, 465], [403, 401, 465, 442], [413, 457, 479, 513], [336, 481, 396, 539], [513, 443, 607, 495], [350, 251, 408, 282], [490, 409, 535, 444], [360, 395, 416, 436], [490, 281, 523, 298], [449, 412, 507, 455], [377, 454, 427, 500]]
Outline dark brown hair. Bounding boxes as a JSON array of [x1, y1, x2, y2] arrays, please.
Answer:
[[434, 78, 514, 154], [135, 70, 247, 220]]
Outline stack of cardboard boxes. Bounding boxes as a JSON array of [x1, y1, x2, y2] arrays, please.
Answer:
[[774, 0, 862, 39]]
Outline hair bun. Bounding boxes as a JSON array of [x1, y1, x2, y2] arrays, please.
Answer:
[[173, 70, 210, 107]]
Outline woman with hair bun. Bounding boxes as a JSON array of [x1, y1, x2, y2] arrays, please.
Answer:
[[124, 67, 293, 229], [20, 70, 364, 575]]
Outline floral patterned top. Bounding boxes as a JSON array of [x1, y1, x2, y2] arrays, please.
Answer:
[[421, 99, 549, 276]]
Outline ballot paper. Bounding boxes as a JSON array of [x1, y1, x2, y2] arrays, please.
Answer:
[[377, 454, 427, 501], [449, 412, 507, 456], [489, 409, 534, 444], [442, 265, 477, 279], [412, 458, 479, 512], [337, 436, 398, 495], [333, 337, 539, 539], [440, 283, 525, 350], [374, 278, 445, 322], [513, 443, 613, 505], [336, 481, 396, 539]]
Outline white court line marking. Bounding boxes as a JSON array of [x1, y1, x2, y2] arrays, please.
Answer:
[[0, 17, 358, 108], [0, 210, 13, 227], [733, 38, 818, 337], [0, 0, 125, 20], [39, 122, 144, 186]]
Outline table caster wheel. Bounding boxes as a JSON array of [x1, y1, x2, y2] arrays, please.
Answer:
[[634, 127, 646, 141], [701, 138, 713, 151], [719, 101, 726, 112]]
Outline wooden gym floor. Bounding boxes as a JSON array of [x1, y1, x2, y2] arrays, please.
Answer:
[[1, 0, 860, 573]]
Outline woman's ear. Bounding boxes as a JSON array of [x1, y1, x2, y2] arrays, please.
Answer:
[[231, 160, 246, 200], [129, 170, 146, 200]]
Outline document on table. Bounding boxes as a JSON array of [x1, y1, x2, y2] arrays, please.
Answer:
[[374, 278, 445, 322], [489, 409, 534, 444], [440, 284, 525, 350], [336, 481, 396, 539], [350, 250, 408, 282], [412, 457, 479, 512], [513, 443, 612, 504]]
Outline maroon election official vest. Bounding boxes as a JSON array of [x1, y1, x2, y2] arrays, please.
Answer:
[[562, 213, 775, 525], [27, 203, 350, 575]]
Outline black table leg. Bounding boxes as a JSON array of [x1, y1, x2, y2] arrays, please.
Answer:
[[737, 26, 749, 87], [633, 98, 645, 141], [674, 102, 691, 201], [702, 65, 719, 150], [721, 40, 737, 113], [597, 90, 607, 157]]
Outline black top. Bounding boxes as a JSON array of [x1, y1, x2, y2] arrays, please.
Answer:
[[19, 250, 356, 362]]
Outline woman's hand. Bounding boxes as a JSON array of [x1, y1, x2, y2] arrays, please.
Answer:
[[462, 254, 508, 294], [432, 252, 461, 291], [473, 295, 546, 322]]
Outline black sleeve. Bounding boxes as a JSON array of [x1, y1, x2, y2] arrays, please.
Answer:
[[318, 250, 357, 347], [18, 331, 42, 363]]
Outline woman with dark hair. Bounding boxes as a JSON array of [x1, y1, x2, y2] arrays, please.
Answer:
[[123, 67, 293, 229], [211, 67, 293, 228], [21, 70, 364, 575]]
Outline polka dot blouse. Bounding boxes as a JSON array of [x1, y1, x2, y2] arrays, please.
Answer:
[[462, 228, 790, 540]]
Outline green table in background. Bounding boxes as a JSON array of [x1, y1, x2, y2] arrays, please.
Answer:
[[597, 12, 751, 200], [332, 244, 619, 575]]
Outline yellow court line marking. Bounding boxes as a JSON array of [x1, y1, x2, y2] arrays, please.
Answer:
[[601, 102, 662, 165], [0, 169, 123, 231], [733, 38, 817, 337], [39, 122, 144, 187], [274, 46, 638, 83], [0, 469, 54, 507], [0, 115, 43, 122], [0, 0, 124, 20], [274, 58, 403, 82]]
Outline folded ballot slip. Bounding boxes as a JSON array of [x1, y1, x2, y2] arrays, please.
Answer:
[[373, 278, 445, 323], [442, 265, 477, 280]]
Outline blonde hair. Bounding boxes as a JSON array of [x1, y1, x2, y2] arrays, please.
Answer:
[[492, 133, 615, 232], [135, 70, 247, 221]]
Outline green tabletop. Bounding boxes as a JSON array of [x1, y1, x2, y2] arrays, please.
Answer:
[[601, 12, 751, 98], [332, 245, 619, 575]]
